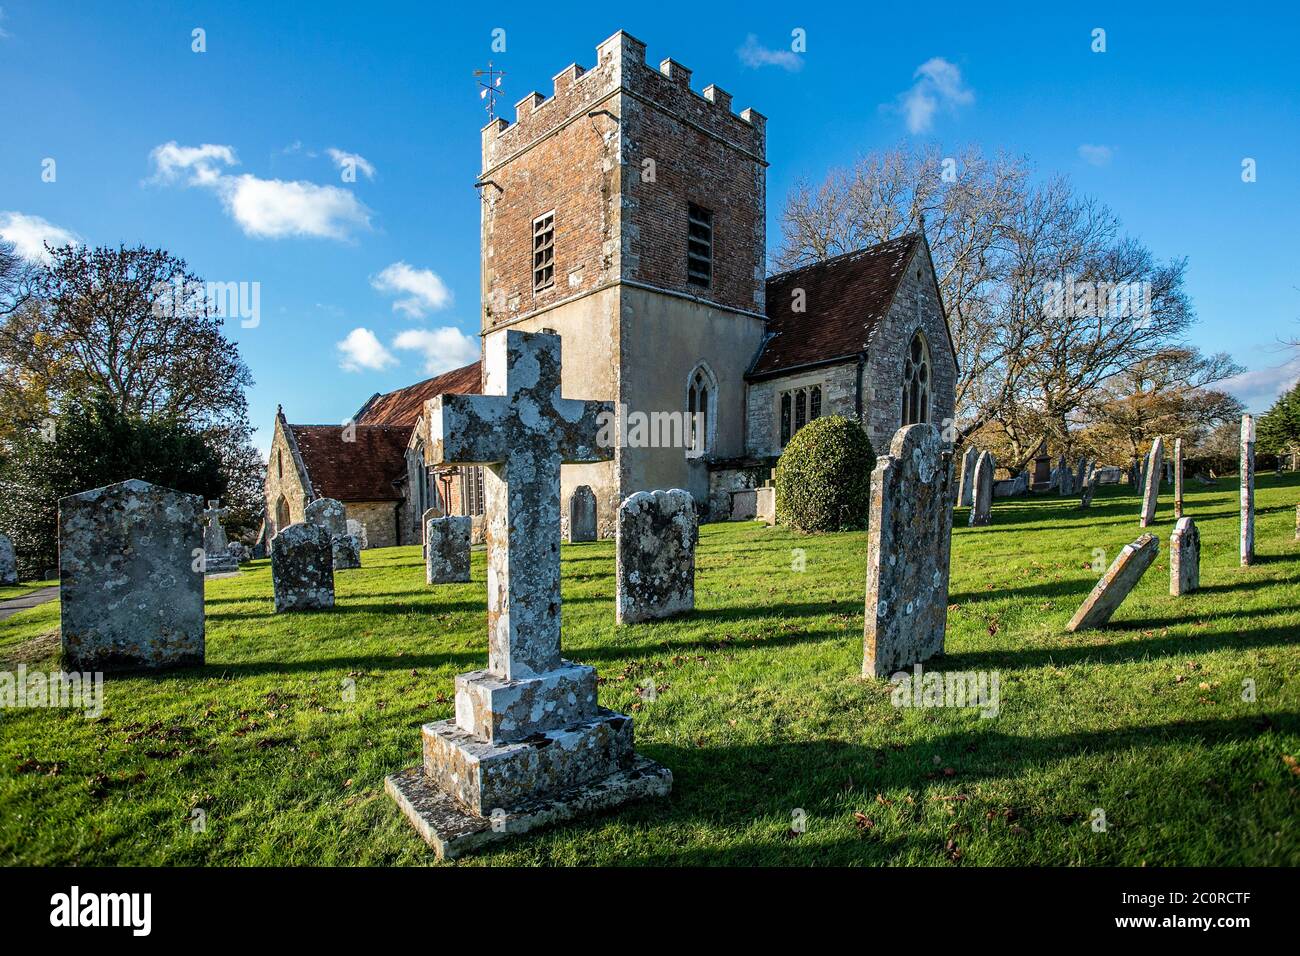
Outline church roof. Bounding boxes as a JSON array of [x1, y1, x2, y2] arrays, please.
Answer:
[[748, 233, 922, 381], [287, 423, 413, 502], [354, 361, 482, 427]]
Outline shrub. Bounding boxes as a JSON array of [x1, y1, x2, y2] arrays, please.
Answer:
[[774, 415, 876, 532]]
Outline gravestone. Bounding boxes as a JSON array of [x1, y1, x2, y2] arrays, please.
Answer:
[[1139, 437, 1163, 527], [1056, 455, 1072, 496], [0, 532, 16, 586], [426, 515, 471, 584], [616, 489, 697, 624], [332, 533, 362, 571], [863, 424, 953, 677], [59, 479, 204, 670], [728, 488, 757, 521], [420, 506, 439, 558], [202, 499, 239, 574], [1066, 533, 1159, 632], [1240, 415, 1254, 566], [1079, 462, 1098, 509], [1174, 437, 1185, 519], [227, 541, 247, 565], [969, 451, 995, 526], [755, 486, 776, 526], [270, 522, 334, 612], [305, 497, 358, 569], [346, 518, 368, 550], [957, 445, 978, 507], [386, 329, 670, 858], [1075, 456, 1088, 492], [567, 484, 597, 541], [1170, 517, 1200, 596]]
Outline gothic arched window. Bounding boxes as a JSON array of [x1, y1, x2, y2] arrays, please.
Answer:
[[686, 363, 717, 457], [901, 331, 931, 426]]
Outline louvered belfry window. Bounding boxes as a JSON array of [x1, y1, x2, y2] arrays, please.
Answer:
[[532, 212, 555, 291], [687, 203, 713, 287]]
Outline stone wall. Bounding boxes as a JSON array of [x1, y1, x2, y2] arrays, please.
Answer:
[[344, 500, 400, 550], [745, 359, 860, 457]]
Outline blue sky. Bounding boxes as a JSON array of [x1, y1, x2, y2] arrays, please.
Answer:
[[1, 2, 1297, 452]]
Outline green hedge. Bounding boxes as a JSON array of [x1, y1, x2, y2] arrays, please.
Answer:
[[774, 415, 876, 532]]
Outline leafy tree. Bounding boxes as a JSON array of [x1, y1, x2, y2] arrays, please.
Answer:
[[1257, 380, 1300, 464], [0, 394, 224, 578], [775, 416, 876, 532]]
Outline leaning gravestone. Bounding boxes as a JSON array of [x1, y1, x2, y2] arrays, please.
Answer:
[[59, 479, 204, 670], [1240, 415, 1255, 566], [1170, 517, 1200, 596], [957, 445, 978, 507], [1066, 533, 1159, 632], [386, 329, 670, 859], [1139, 437, 1163, 527], [0, 532, 16, 586], [202, 499, 239, 574], [863, 423, 953, 677], [305, 497, 358, 570], [270, 522, 334, 612], [969, 451, 995, 527], [426, 515, 471, 584], [617, 489, 697, 624], [567, 484, 597, 542]]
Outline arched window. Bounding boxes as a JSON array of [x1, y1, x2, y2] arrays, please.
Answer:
[[901, 331, 931, 426], [686, 363, 717, 457]]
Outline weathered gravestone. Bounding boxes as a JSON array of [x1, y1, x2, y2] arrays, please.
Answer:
[[567, 484, 597, 541], [1066, 533, 1159, 632], [270, 522, 334, 612], [426, 515, 471, 584], [202, 499, 239, 574], [59, 479, 204, 670], [304, 497, 358, 569], [969, 451, 995, 526], [346, 518, 368, 550], [1174, 437, 1185, 519], [1139, 437, 1163, 527], [957, 445, 978, 507], [386, 329, 670, 858], [1079, 461, 1099, 509], [420, 506, 439, 558], [0, 532, 16, 586], [1170, 517, 1200, 596], [755, 485, 776, 526], [617, 489, 697, 624], [1240, 415, 1255, 566], [863, 424, 953, 678], [1075, 457, 1088, 492], [227, 541, 247, 565], [1057, 455, 1072, 496]]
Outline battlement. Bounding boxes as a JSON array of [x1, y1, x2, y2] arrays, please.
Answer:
[[481, 30, 765, 173]]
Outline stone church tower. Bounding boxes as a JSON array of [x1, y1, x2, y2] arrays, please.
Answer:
[[475, 30, 769, 534]]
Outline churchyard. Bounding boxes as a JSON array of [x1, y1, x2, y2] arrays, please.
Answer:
[[1, 474, 1296, 866]]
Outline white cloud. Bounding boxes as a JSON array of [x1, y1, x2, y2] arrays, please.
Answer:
[[0, 7, 10, 39], [0, 211, 80, 262], [393, 327, 479, 375], [893, 57, 974, 134], [147, 140, 371, 240], [1218, 356, 1300, 413], [371, 261, 452, 316], [326, 148, 376, 181], [336, 327, 397, 372], [1078, 144, 1114, 167], [737, 34, 802, 71]]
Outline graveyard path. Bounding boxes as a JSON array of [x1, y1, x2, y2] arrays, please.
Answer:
[[0, 586, 58, 621]]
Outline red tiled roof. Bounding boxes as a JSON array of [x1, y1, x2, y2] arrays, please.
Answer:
[[354, 361, 482, 427], [289, 424, 413, 502], [748, 234, 921, 380]]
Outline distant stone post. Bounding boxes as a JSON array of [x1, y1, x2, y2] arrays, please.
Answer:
[[1174, 438, 1185, 519], [1139, 438, 1163, 527], [1241, 414, 1255, 566]]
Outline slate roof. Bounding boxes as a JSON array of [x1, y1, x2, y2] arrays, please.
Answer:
[[287, 424, 413, 502], [354, 361, 482, 427], [749, 234, 922, 380]]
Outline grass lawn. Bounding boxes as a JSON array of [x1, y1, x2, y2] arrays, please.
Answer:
[[1, 475, 1297, 866]]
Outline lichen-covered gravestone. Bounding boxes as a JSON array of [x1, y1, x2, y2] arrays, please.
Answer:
[[616, 489, 697, 624], [304, 497, 359, 569], [567, 484, 597, 542], [957, 445, 978, 507], [59, 479, 204, 670], [1079, 461, 1098, 509], [1066, 533, 1159, 632], [0, 532, 16, 586], [386, 329, 670, 858], [346, 518, 368, 550], [331, 533, 362, 571], [1240, 415, 1254, 566], [1139, 437, 1163, 527], [202, 499, 239, 574], [270, 522, 334, 612], [969, 451, 995, 527], [863, 424, 953, 678], [1170, 517, 1200, 596], [426, 515, 471, 584]]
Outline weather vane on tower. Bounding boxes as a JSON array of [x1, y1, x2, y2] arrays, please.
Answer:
[[473, 61, 506, 121]]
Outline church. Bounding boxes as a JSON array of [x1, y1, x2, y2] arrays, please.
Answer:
[[263, 30, 955, 547]]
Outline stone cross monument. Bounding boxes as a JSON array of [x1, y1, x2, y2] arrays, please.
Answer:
[[202, 499, 238, 574], [386, 330, 671, 858]]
